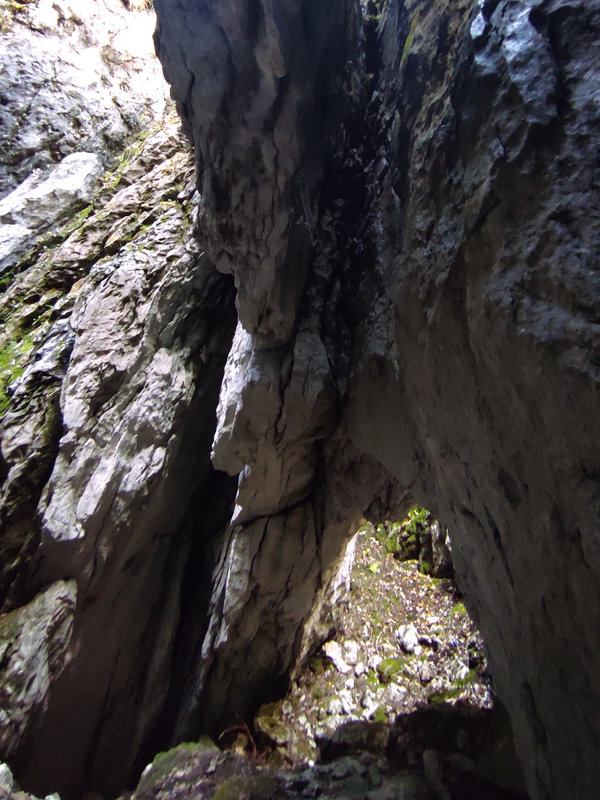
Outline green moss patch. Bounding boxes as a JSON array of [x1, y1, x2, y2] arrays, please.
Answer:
[[0, 333, 34, 415]]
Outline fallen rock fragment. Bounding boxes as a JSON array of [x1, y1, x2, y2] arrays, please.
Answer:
[[322, 641, 351, 674], [395, 624, 419, 654]]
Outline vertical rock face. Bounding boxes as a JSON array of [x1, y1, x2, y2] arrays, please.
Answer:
[[152, 1, 600, 799], [0, 3, 239, 797], [154, 0, 353, 344], [1, 0, 600, 799]]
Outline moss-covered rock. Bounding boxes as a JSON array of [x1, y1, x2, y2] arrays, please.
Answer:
[[211, 774, 286, 800]]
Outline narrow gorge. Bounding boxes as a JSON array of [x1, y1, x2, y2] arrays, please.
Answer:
[[1, 1, 599, 799]]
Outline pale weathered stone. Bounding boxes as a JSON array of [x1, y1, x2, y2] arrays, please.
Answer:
[[0, 762, 16, 793], [0, 153, 102, 231], [0, 0, 168, 199], [0, 153, 103, 272], [0, 224, 33, 272], [395, 625, 419, 655]]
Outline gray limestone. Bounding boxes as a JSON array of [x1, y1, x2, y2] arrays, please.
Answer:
[[0, 0, 169, 199], [0, 580, 76, 759], [1, 0, 600, 799], [151, 1, 600, 798]]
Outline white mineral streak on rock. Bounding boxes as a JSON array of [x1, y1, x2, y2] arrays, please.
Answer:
[[214, 526, 255, 650], [0, 581, 77, 757], [331, 534, 357, 600], [212, 321, 264, 475]]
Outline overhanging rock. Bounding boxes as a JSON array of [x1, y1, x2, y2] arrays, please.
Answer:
[[153, 1, 600, 799]]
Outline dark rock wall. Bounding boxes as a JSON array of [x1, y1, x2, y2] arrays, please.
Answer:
[[351, 1, 600, 797], [154, 0, 355, 344], [153, 1, 600, 799]]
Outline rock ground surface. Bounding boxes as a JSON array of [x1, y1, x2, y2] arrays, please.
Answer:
[[252, 526, 493, 765]]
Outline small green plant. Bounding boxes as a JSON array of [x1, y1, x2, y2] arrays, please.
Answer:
[[0, 0, 36, 31], [364, 0, 387, 23], [373, 505, 430, 564], [427, 669, 480, 705], [377, 657, 405, 684], [420, 559, 432, 575], [366, 668, 379, 686], [405, 504, 429, 532], [400, 13, 419, 67], [0, 333, 34, 414]]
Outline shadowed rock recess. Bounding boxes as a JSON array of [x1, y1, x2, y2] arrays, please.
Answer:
[[1, 0, 599, 798]]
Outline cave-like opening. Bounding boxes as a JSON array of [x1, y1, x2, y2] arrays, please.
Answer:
[[212, 509, 528, 799]]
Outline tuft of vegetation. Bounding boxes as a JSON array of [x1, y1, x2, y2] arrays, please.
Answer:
[[377, 656, 406, 684], [373, 505, 430, 563], [364, 0, 387, 23], [0, 333, 34, 415], [427, 668, 480, 706], [400, 13, 419, 67], [373, 706, 389, 723], [0, 0, 36, 32], [128, 0, 154, 9], [211, 775, 284, 800]]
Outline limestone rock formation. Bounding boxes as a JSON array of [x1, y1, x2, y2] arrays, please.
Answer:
[[0, 580, 76, 760], [0, 3, 238, 797], [153, 0, 600, 798], [0, 0, 599, 799]]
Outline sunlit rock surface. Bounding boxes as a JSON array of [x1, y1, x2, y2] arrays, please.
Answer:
[[0, 0, 167, 197], [0, 3, 237, 797]]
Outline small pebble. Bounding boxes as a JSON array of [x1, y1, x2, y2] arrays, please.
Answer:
[[396, 623, 419, 653]]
